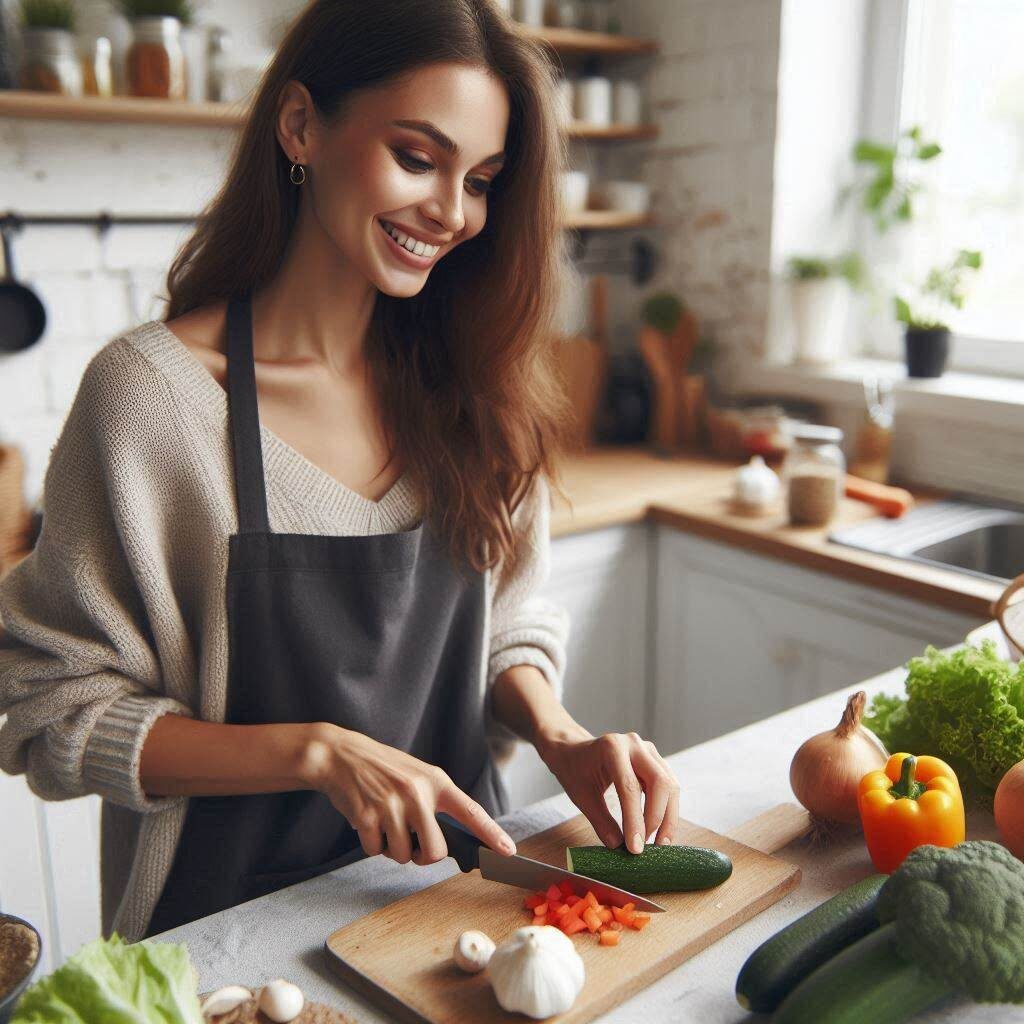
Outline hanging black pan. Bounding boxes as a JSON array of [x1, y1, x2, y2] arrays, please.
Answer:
[[0, 221, 47, 352]]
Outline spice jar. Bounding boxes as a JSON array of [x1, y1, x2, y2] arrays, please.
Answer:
[[20, 27, 83, 94], [126, 15, 186, 99], [784, 424, 845, 526]]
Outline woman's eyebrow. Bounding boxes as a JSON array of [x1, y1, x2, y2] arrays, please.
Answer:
[[390, 118, 505, 166]]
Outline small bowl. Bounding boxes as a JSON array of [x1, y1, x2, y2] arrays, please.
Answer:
[[0, 913, 43, 1023]]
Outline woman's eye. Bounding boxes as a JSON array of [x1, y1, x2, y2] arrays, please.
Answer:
[[395, 150, 492, 196]]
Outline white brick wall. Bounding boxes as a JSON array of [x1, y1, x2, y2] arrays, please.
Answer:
[[1, 0, 785, 503]]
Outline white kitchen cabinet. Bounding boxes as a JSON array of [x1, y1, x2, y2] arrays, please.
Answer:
[[650, 530, 985, 754], [500, 522, 652, 811]]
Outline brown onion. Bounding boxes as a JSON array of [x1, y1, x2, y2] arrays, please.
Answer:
[[995, 758, 1024, 858], [790, 691, 888, 824]]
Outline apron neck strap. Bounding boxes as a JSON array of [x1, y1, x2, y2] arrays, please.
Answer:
[[226, 292, 271, 534]]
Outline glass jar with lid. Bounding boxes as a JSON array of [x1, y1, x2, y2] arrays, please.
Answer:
[[784, 423, 845, 526]]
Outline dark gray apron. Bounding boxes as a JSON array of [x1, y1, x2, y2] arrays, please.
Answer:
[[144, 292, 508, 937]]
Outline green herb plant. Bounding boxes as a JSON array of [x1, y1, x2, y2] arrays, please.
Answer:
[[640, 291, 684, 334], [786, 253, 866, 288], [20, 0, 75, 30], [894, 248, 983, 330], [845, 125, 942, 233], [114, 0, 196, 23]]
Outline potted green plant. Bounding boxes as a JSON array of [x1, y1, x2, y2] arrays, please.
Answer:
[[785, 253, 864, 366], [895, 249, 982, 378], [115, 0, 195, 99], [847, 125, 942, 233], [18, 0, 81, 94]]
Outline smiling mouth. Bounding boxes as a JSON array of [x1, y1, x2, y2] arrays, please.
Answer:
[[377, 217, 441, 265]]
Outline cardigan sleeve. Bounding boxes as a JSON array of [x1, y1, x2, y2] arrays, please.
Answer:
[[483, 473, 571, 751], [0, 342, 196, 814]]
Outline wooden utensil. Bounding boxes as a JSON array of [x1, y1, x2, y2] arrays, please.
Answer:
[[554, 334, 607, 451], [637, 325, 677, 454], [325, 804, 810, 1024]]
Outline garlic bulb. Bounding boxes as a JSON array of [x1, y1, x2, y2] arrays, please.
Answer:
[[200, 985, 252, 1017], [453, 930, 495, 973], [257, 979, 304, 1022], [734, 455, 781, 510], [487, 925, 585, 1020]]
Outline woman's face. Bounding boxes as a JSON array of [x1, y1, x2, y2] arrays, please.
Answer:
[[289, 62, 510, 298]]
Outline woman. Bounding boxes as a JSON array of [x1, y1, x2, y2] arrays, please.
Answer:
[[0, 0, 681, 942]]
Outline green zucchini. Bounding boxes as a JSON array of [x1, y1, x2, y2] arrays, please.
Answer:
[[773, 922, 953, 1024], [565, 842, 732, 893], [735, 873, 886, 1013]]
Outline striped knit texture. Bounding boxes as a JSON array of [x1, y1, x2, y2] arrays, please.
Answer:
[[0, 322, 570, 942]]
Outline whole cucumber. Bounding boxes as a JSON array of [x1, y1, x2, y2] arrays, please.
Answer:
[[736, 873, 886, 1013], [566, 843, 732, 893], [773, 922, 954, 1024]]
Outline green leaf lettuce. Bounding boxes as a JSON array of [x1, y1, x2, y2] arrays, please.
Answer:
[[11, 932, 203, 1024]]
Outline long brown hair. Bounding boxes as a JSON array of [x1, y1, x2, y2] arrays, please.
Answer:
[[164, 0, 577, 576]]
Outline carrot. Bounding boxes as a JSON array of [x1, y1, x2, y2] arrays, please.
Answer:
[[597, 908, 613, 924], [584, 891, 600, 910], [583, 907, 602, 933], [564, 917, 588, 936], [546, 883, 563, 903], [558, 879, 576, 898], [565, 894, 580, 907], [524, 893, 545, 910], [631, 914, 651, 930], [599, 931, 621, 946]]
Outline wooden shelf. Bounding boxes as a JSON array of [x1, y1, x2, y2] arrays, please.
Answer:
[[520, 25, 659, 57], [568, 120, 658, 141], [0, 92, 657, 141], [0, 89, 249, 126], [564, 210, 654, 230]]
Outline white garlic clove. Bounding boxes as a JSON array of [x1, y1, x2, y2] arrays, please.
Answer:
[[257, 978, 305, 1022], [453, 929, 496, 973], [200, 984, 252, 1017]]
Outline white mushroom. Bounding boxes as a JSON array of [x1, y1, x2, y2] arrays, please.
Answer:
[[453, 930, 496, 973], [199, 985, 252, 1017], [257, 978, 305, 1022]]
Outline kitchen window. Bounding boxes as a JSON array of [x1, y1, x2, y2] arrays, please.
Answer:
[[858, 0, 1024, 376]]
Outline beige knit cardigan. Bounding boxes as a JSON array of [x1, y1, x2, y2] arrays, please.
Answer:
[[0, 321, 570, 943]]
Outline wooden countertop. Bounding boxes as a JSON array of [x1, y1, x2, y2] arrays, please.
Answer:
[[549, 447, 1003, 619]]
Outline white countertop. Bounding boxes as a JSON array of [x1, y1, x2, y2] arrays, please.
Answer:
[[153, 665, 1023, 1023]]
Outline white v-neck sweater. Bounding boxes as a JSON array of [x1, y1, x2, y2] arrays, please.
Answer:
[[0, 321, 570, 943]]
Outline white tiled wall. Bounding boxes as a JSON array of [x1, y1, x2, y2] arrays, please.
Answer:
[[1, 0, 785, 504]]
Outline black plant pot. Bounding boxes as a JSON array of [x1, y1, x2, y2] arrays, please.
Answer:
[[904, 326, 950, 379]]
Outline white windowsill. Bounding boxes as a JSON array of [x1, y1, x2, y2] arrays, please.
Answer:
[[735, 358, 1024, 432]]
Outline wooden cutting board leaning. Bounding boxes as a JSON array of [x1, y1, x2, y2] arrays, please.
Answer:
[[325, 803, 811, 1024]]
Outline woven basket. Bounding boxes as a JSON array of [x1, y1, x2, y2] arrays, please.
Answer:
[[0, 444, 32, 567]]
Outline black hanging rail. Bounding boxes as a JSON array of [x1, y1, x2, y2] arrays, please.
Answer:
[[0, 211, 199, 233], [1, 211, 657, 283]]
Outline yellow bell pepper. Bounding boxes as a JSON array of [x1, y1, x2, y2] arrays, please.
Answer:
[[857, 752, 965, 873]]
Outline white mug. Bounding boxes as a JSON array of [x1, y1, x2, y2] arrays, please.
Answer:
[[612, 80, 643, 125], [575, 76, 612, 127], [604, 180, 650, 214], [513, 0, 545, 26], [561, 170, 590, 213]]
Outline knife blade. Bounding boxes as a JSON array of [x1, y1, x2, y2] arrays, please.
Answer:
[[426, 811, 666, 913]]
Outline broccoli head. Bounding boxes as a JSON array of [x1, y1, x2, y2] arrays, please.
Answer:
[[877, 840, 1024, 1003]]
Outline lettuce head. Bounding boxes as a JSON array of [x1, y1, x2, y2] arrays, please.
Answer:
[[11, 932, 203, 1024]]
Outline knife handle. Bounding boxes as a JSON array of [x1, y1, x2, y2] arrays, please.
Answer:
[[405, 812, 484, 872]]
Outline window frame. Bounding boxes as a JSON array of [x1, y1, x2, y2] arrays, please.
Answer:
[[856, 0, 1024, 377]]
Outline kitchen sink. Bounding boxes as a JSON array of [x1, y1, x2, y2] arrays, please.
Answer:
[[829, 499, 1024, 585]]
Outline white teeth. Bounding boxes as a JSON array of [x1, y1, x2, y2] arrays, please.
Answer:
[[381, 219, 438, 258]]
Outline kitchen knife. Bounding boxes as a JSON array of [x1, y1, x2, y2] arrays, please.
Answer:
[[423, 811, 666, 913]]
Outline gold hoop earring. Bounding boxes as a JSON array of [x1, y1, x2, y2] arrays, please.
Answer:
[[290, 161, 306, 185]]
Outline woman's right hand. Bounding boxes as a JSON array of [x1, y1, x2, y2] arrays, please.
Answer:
[[301, 723, 517, 867]]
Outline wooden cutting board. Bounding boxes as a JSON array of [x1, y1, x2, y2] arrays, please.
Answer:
[[325, 804, 810, 1024]]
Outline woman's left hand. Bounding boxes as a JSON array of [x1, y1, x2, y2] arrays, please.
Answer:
[[539, 728, 681, 853]]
